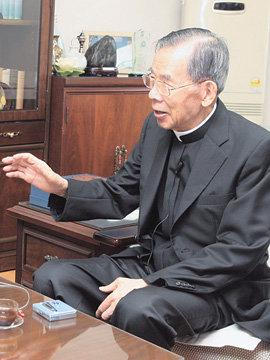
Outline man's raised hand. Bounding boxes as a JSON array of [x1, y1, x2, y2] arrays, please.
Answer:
[[2, 153, 68, 197]]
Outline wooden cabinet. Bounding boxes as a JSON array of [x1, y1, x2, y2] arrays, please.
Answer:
[[0, 0, 54, 271], [48, 76, 152, 177]]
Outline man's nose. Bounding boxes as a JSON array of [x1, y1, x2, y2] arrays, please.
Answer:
[[148, 85, 163, 101]]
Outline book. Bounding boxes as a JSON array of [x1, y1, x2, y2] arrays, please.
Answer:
[[9, 68, 18, 87], [1, 68, 10, 85], [0, 68, 13, 109], [0, 68, 25, 109], [16, 70, 25, 109]]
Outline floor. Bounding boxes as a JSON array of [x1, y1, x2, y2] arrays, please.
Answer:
[[0, 270, 15, 282]]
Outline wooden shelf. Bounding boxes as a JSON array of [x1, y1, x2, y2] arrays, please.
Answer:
[[0, 19, 38, 26]]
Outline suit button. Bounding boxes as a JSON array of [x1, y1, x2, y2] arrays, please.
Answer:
[[175, 281, 195, 289]]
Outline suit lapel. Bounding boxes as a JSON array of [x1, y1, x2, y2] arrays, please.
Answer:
[[174, 137, 227, 222], [173, 99, 230, 224], [139, 130, 173, 233]]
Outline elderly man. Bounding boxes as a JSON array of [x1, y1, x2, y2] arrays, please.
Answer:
[[3, 28, 270, 349]]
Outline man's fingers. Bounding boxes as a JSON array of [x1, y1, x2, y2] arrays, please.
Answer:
[[100, 307, 114, 321], [3, 162, 27, 172], [96, 289, 118, 319], [13, 152, 35, 161], [96, 296, 110, 318], [4, 170, 25, 179], [99, 278, 119, 293], [1, 156, 14, 164], [96, 296, 115, 321], [2, 153, 38, 168], [99, 285, 112, 293], [2, 164, 12, 172]]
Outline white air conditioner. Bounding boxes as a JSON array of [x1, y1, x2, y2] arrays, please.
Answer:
[[180, 0, 270, 125]]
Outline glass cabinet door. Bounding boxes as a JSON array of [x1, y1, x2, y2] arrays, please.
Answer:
[[0, 0, 52, 120]]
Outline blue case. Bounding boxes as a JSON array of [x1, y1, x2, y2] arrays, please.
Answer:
[[29, 174, 96, 210], [32, 300, 77, 321]]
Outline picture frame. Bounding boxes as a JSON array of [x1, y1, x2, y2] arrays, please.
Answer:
[[83, 31, 134, 74]]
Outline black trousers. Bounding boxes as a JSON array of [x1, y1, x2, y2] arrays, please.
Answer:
[[33, 253, 233, 349]]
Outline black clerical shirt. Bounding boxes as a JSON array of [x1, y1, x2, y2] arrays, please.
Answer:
[[152, 114, 215, 271]]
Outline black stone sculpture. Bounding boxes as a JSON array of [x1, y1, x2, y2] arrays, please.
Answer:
[[85, 35, 117, 68]]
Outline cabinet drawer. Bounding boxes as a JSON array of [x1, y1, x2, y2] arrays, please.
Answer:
[[23, 227, 93, 271], [0, 121, 45, 146]]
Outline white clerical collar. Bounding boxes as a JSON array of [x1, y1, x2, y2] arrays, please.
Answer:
[[173, 102, 217, 142]]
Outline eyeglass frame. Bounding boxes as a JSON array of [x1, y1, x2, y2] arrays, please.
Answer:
[[142, 74, 204, 97]]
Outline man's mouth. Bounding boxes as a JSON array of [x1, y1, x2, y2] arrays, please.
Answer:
[[154, 110, 168, 118]]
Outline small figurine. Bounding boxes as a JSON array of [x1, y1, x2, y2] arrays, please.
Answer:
[[77, 31, 86, 54]]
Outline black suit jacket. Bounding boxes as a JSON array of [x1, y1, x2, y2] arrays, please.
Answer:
[[50, 99, 270, 341]]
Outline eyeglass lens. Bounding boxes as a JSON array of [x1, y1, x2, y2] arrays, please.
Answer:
[[143, 75, 169, 96]]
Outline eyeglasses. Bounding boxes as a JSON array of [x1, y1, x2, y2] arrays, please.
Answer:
[[142, 74, 197, 97]]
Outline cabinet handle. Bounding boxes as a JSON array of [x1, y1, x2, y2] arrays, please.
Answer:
[[65, 106, 69, 124], [114, 145, 127, 174], [0, 131, 22, 138], [44, 254, 59, 261]]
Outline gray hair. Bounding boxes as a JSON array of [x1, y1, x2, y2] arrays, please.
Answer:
[[156, 28, 229, 94]]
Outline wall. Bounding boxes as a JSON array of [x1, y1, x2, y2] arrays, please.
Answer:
[[54, 0, 182, 68]]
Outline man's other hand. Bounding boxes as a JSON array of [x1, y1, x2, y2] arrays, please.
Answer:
[[2, 153, 68, 197], [96, 277, 148, 321]]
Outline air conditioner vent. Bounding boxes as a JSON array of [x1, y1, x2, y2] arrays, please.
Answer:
[[224, 103, 263, 116]]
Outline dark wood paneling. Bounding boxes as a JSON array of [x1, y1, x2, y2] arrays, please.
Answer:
[[0, 121, 45, 146], [23, 227, 93, 269], [8, 204, 137, 287], [48, 76, 152, 176], [0, 250, 16, 271]]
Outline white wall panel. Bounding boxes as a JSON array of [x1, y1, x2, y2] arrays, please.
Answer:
[[180, 0, 270, 125]]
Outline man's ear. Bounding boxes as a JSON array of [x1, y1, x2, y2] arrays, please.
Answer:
[[201, 80, 218, 107]]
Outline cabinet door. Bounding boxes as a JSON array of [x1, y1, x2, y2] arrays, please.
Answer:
[[61, 91, 151, 177], [0, 0, 53, 121]]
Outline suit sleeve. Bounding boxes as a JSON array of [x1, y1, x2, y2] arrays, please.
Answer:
[[49, 113, 152, 222], [143, 136, 270, 294]]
